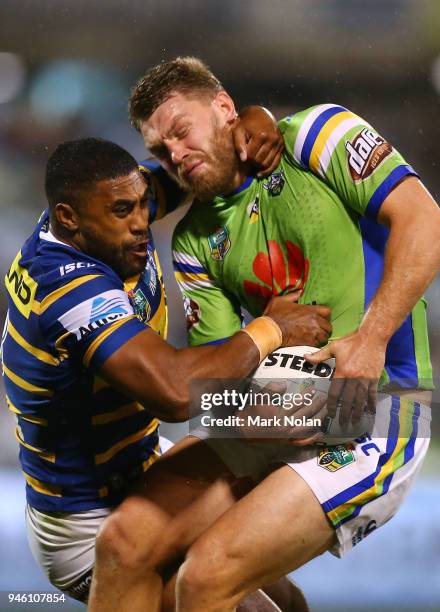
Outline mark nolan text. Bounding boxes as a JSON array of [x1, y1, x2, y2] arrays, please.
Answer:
[[201, 415, 322, 428]]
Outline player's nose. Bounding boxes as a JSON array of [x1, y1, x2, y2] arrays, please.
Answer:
[[169, 142, 187, 166], [130, 203, 149, 233]]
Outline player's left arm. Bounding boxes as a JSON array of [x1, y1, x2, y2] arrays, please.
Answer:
[[280, 104, 440, 419], [144, 106, 283, 222], [307, 176, 440, 421]]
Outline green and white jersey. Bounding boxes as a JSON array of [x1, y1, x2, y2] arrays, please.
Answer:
[[172, 104, 432, 389]]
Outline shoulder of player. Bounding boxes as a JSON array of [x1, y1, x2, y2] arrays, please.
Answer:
[[281, 103, 368, 138], [35, 242, 122, 307], [172, 201, 204, 245]]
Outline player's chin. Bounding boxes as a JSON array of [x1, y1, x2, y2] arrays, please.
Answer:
[[122, 253, 147, 277]]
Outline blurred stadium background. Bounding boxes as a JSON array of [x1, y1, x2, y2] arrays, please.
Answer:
[[0, 1, 439, 610]]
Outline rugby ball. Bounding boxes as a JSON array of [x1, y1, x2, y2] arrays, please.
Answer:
[[252, 345, 374, 445]]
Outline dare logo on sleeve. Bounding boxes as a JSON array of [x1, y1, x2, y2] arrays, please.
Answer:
[[345, 128, 393, 181]]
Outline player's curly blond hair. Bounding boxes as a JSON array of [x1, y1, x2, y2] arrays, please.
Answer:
[[129, 56, 223, 131]]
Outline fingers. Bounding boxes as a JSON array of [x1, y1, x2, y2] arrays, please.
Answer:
[[315, 305, 331, 320], [367, 381, 378, 414], [305, 345, 333, 363], [326, 378, 345, 417], [337, 379, 358, 426], [231, 124, 248, 162], [351, 380, 369, 424], [261, 380, 288, 395], [256, 141, 285, 178]]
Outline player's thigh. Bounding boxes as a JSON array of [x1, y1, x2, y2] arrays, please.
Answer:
[[110, 436, 253, 563], [182, 464, 335, 593]]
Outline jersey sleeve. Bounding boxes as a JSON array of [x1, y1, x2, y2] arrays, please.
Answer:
[[39, 268, 147, 371], [139, 159, 187, 223], [172, 231, 242, 347], [279, 104, 418, 220]]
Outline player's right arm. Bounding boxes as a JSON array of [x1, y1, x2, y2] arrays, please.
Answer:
[[100, 293, 331, 423], [40, 262, 330, 424]]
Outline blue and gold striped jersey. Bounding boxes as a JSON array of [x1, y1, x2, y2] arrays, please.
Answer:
[[2, 210, 168, 512]]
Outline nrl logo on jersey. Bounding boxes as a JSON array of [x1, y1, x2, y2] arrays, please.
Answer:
[[345, 128, 393, 182], [263, 170, 285, 196], [208, 226, 231, 260], [128, 287, 151, 323]]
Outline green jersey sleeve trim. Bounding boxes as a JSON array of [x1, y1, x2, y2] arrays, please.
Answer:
[[280, 104, 418, 219]]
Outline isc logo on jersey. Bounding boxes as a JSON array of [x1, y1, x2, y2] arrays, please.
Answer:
[[58, 290, 132, 340], [345, 128, 393, 181]]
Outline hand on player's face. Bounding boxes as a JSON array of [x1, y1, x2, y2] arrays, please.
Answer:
[[232, 106, 284, 177], [264, 292, 332, 348], [305, 331, 385, 426]]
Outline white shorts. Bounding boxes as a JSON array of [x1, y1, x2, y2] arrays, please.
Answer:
[[193, 395, 431, 558], [26, 504, 110, 602], [25, 436, 174, 602]]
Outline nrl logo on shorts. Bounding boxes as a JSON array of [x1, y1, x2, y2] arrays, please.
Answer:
[[263, 170, 285, 196], [208, 225, 231, 260], [345, 128, 393, 182], [317, 443, 356, 472]]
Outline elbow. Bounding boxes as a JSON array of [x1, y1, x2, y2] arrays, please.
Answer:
[[148, 390, 190, 423]]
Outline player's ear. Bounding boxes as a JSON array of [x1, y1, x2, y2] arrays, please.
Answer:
[[213, 90, 237, 124], [54, 202, 80, 232]]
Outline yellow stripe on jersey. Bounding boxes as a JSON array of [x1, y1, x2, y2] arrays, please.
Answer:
[[23, 471, 61, 496], [142, 442, 161, 472], [3, 364, 54, 397], [82, 315, 138, 367], [54, 329, 71, 361], [308, 110, 356, 174], [150, 249, 168, 338], [174, 271, 211, 284], [92, 401, 146, 425], [93, 376, 110, 393], [124, 274, 140, 292], [94, 419, 160, 465], [15, 427, 55, 462], [7, 320, 60, 366], [6, 395, 48, 426], [38, 274, 103, 314], [327, 399, 415, 525]]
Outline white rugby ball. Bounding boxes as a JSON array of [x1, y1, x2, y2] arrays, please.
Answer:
[[252, 345, 374, 445]]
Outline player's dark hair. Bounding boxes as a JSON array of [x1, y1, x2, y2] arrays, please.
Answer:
[[45, 137, 139, 215], [129, 56, 223, 131]]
